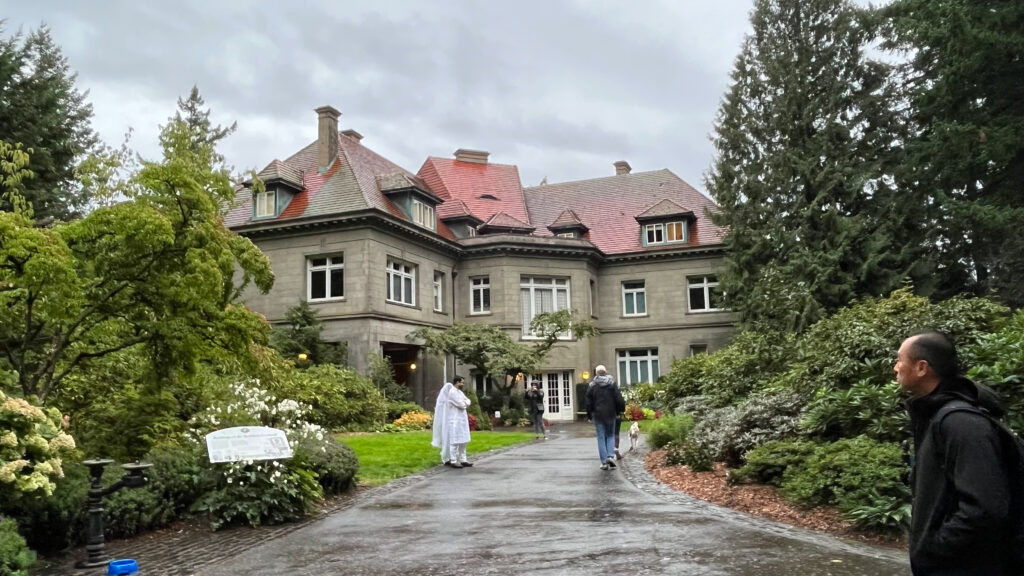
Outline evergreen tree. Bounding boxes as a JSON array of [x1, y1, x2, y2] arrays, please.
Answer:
[[268, 300, 348, 367], [0, 23, 97, 220], [881, 0, 1024, 307], [706, 0, 924, 332]]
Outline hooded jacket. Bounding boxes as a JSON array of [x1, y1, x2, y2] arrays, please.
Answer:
[[585, 374, 625, 422], [906, 376, 1014, 575]]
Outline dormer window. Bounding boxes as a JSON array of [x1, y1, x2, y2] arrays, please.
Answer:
[[644, 221, 687, 246], [254, 189, 276, 218], [412, 199, 435, 230], [556, 232, 575, 239]]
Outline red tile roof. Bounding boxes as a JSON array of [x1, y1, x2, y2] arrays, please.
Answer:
[[480, 212, 535, 233], [416, 157, 530, 225], [522, 170, 725, 255], [225, 132, 456, 241]]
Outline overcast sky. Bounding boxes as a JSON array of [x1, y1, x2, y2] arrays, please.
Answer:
[[5, 1, 757, 191]]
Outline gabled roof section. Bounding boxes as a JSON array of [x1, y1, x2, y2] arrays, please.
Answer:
[[255, 159, 303, 190], [416, 156, 530, 225], [225, 131, 456, 241], [376, 172, 443, 204], [436, 198, 483, 224], [634, 199, 695, 223], [479, 211, 535, 234], [547, 209, 589, 233], [522, 169, 724, 254]]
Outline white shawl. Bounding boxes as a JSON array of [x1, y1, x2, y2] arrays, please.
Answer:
[[431, 382, 454, 456]]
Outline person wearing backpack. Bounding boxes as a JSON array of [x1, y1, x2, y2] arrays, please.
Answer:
[[896, 332, 1019, 575]]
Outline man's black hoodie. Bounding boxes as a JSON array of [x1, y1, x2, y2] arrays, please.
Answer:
[[906, 376, 1014, 575]]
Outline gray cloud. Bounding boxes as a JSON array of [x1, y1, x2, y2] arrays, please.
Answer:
[[4, 0, 756, 190]]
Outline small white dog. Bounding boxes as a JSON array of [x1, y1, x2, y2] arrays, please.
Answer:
[[628, 421, 640, 452]]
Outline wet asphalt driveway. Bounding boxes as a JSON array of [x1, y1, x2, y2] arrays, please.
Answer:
[[205, 423, 909, 576]]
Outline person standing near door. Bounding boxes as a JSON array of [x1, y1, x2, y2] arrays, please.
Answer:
[[525, 380, 546, 439]]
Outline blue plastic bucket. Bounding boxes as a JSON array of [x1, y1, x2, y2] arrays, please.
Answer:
[[107, 559, 138, 575]]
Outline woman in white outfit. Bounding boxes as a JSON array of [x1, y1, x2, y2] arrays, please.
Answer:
[[431, 381, 454, 464], [446, 376, 473, 468]]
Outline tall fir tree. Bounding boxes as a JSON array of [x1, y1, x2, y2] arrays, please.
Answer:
[[881, 0, 1024, 307], [0, 24, 97, 220], [706, 0, 925, 332]]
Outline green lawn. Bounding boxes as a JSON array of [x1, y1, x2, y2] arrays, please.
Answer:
[[338, 430, 535, 486]]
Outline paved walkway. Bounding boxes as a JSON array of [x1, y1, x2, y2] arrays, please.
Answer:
[[46, 423, 909, 575]]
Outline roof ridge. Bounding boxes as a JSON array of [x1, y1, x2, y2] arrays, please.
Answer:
[[522, 168, 672, 191]]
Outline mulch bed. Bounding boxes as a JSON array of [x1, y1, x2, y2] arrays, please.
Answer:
[[645, 449, 906, 549]]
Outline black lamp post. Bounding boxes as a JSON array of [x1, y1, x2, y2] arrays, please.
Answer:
[[75, 459, 153, 569]]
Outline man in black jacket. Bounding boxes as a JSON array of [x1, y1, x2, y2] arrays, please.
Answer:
[[585, 365, 625, 470], [896, 332, 1014, 575]]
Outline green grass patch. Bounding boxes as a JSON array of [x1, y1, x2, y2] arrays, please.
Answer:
[[338, 430, 534, 486]]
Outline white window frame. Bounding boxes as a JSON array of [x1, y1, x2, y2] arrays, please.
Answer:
[[556, 232, 575, 239], [644, 221, 687, 245], [433, 271, 444, 312], [254, 189, 276, 218], [687, 275, 723, 312], [307, 255, 344, 301], [622, 280, 647, 317], [470, 276, 491, 314], [386, 259, 416, 306], [412, 199, 435, 230], [617, 348, 660, 387], [467, 226, 477, 237], [520, 276, 570, 339]]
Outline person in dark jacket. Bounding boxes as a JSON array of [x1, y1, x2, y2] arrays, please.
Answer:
[[525, 380, 546, 439], [585, 365, 625, 470], [896, 332, 1014, 575]]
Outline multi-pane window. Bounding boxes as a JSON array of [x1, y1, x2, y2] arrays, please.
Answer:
[[520, 276, 570, 338], [467, 226, 477, 237], [556, 232, 575, 239], [433, 271, 444, 312], [412, 199, 435, 230], [617, 348, 660, 387], [307, 255, 344, 301], [386, 259, 416, 306], [688, 275, 723, 312], [622, 280, 646, 316], [254, 190, 276, 218], [644, 221, 687, 245], [470, 277, 490, 314]]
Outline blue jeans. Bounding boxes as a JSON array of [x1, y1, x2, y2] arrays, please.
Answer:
[[594, 418, 616, 463]]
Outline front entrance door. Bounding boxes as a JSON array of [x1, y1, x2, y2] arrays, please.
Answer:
[[529, 370, 575, 422]]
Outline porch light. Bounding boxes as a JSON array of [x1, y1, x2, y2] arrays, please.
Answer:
[[409, 362, 417, 371], [581, 371, 590, 381]]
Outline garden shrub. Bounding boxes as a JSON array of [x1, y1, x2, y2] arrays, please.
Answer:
[[844, 488, 912, 534], [393, 411, 432, 431], [966, 309, 1024, 435], [187, 379, 331, 529], [386, 401, 424, 422], [0, 392, 78, 504], [367, 353, 412, 402], [0, 517, 35, 576], [464, 388, 491, 431], [291, 436, 358, 496], [689, 392, 805, 467], [662, 330, 795, 407], [780, 436, 906, 515], [2, 461, 87, 554], [801, 378, 907, 442], [645, 413, 694, 449], [274, 364, 387, 430], [672, 395, 712, 419], [192, 459, 323, 531], [624, 403, 645, 421], [731, 438, 816, 486]]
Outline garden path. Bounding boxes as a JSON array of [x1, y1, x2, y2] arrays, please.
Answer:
[[197, 422, 908, 576]]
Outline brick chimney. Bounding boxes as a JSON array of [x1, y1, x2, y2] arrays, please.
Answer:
[[341, 128, 363, 143], [454, 149, 489, 165], [316, 106, 340, 172], [614, 160, 631, 175]]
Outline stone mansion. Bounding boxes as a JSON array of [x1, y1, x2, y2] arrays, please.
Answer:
[[226, 106, 736, 420]]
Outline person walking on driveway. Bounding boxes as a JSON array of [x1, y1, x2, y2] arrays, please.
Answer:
[[525, 380, 546, 439], [446, 376, 474, 468], [897, 332, 1016, 575], [586, 365, 625, 470]]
